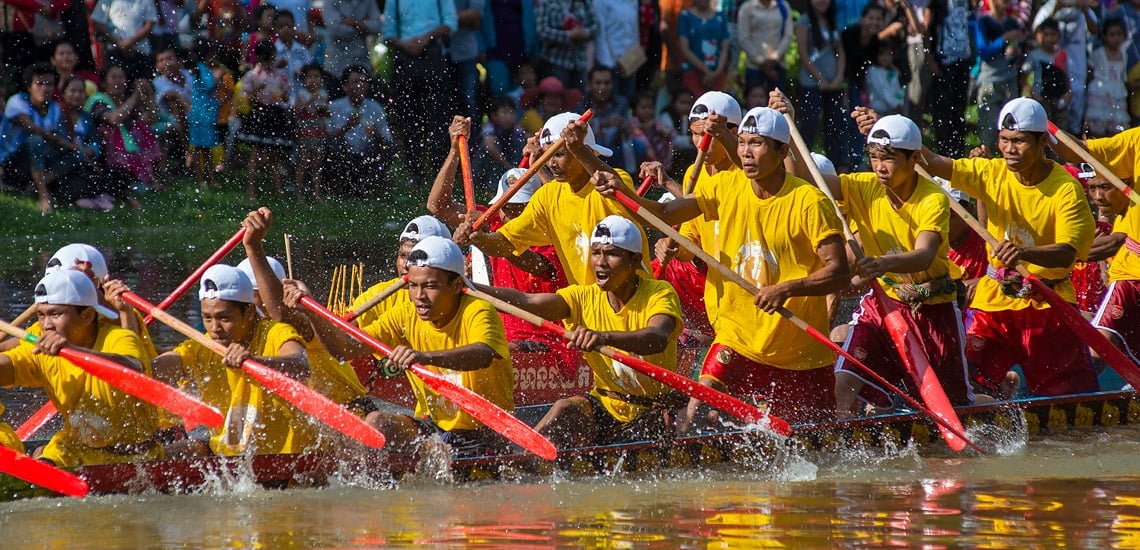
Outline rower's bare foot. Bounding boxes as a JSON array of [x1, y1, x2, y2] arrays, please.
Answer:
[[1000, 371, 1020, 399], [37, 196, 53, 214]]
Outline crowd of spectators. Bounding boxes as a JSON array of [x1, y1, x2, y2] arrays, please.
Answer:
[[1, 0, 1137, 213]]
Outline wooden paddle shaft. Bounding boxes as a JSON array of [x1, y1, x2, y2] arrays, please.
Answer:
[[345, 277, 407, 322], [284, 233, 294, 280], [473, 110, 594, 230], [1049, 121, 1140, 207], [684, 133, 714, 196], [0, 304, 37, 343]]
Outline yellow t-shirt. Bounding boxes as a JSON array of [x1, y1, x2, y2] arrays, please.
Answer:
[[678, 163, 724, 327], [0, 404, 24, 454], [838, 172, 955, 304], [695, 171, 844, 370], [172, 318, 318, 456], [365, 295, 514, 432], [950, 158, 1095, 311], [1087, 125, 1140, 179], [349, 275, 411, 329], [496, 169, 651, 286], [305, 336, 366, 405], [3, 324, 161, 466], [556, 279, 683, 423], [1109, 204, 1140, 282]]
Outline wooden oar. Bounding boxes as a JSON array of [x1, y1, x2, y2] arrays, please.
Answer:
[[284, 233, 294, 279], [1048, 121, 1140, 207], [785, 113, 972, 452], [916, 165, 1140, 391], [296, 295, 558, 460], [343, 276, 407, 323], [15, 402, 57, 440], [121, 292, 387, 449], [608, 188, 987, 453], [0, 304, 37, 345], [0, 445, 89, 497], [0, 319, 224, 430], [472, 110, 594, 230], [458, 134, 476, 212], [466, 288, 793, 436], [145, 227, 246, 325]]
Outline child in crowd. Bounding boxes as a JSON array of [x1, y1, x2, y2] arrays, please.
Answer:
[[293, 63, 329, 201], [505, 60, 538, 117], [864, 40, 904, 114], [658, 89, 696, 175], [186, 41, 221, 188], [1085, 18, 1130, 137], [1022, 18, 1071, 127], [274, 10, 312, 94], [743, 82, 770, 109], [211, 52, 235, 170], [476, 95, 527, 190], [678, 0, 731, 98], [629, 90, 673, 171], [247, 4, 277, 69], [236, 40, 293, 200]]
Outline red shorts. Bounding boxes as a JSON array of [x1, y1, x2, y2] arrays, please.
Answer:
[[1093, 280, 1140, 364], [700, 343, 835, 423], [965, 307, 1099, 396], [836, 291, 973, 409]]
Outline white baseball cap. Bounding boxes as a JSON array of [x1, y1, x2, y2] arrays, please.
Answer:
[[999, 97, 1048, 133], [490, 167, 541, 204], [738, 107, 790, 144], [46, 243, 108, 280], [34, 269, 119, 320], [590, 215, 642, 254], [866, 115, 923, 151], [540, 112, 613, 157], [199, 264, 255, 304], [689, 91, 743, 127], [235, 257, 286, 290], [809, 152, 837, 178], [407, 236, 466, 278], [400, 215, 452, 243]]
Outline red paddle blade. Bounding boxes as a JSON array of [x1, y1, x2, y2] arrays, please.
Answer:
[[238, 359, 387, 449], [0, 446, 89, 497], [872, 285, 969, 452], [55, 348, 224, 430], [15, 402, 57, 440], [606, 349, 792, 437], [409, 365, 558, 460], [1026, 276, 1140, 389], [300, 296, 556, 459]]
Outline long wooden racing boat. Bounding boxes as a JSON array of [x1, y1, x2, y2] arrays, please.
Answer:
[[2, 388, 1137, 501]]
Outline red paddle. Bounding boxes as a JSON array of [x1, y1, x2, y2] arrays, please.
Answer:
[[121, 292, 387, 449], [785, 114, 971, 452], [458, 134, 476, 212], [15, 402, 57, 440], [466, 288, 793, 436], [609, 188, 986, 453], [144, 228, 246, 325], [0, 319, 224, 430], [0, 445, 89, 497], [297, 295, 558, 460], [473, 110, 595, 230]]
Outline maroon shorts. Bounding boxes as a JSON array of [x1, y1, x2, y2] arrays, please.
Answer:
[[1093, 280, 1140, 363], [836, 291, 973, 409], [965, 307, 1099, 396], [700, 343, 835, 423]]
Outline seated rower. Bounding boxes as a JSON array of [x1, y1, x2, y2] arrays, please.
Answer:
[[1085, 169, 1140, 371], [150, 265, 314, 458], [350, 215, 452, 328], [286, 237, 515, 456], [0, 270, 161, 466], [475, 216, 685, 448]]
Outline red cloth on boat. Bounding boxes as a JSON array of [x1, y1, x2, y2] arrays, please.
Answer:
[[949, 230, 988, 281], [698, 343, 835, 424], [1069, 220, 1113, 312], [836, 289, 973, 409], [650, 257, 714, 337], [1093, 279, 1140, 364]]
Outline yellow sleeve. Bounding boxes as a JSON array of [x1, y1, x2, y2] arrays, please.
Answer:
[[694, 171, 724, 222], [915, 186, 951, 237], [804, 192, 845, 249], [678, 218, 702, 243], [644, 281, 684, 340], [1053, 180, 1096, 259], [950, 157, 994, 201], [464, 299, 511, 361], [99, 327, 146, 361], [555, 285, 587, 328], [1087, 128, 1140, 179], [362, 301, 409, 349], [835, 173, 861, 215], [2, 345, 45, 388], [497, 184, 554, 255], [263, 322, 305, 355]]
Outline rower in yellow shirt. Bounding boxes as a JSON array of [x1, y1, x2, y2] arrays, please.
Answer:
[[476, 216, 684, 447], [596, 107, 851, 427], [349, 215, 452, 329], [288, 237, 515, 456], [0, 405, 21, 453], [150, 264, 314, 458], [916, 97, 1099, 397], [0, 270, 161, 466], [454, 112, 651, 287]]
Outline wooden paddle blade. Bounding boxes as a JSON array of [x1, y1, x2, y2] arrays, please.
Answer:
[[54, 348, 224, 430], [145, 228, 246, 326], [602, 348, 792, 436], [1025, 276, 1140, 389], [0, 445, 89, 497], [15, 402, 57, 440], [872, 285, 969, 452], [238, 359, 387, 449], [408, 365, 558, 460]]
